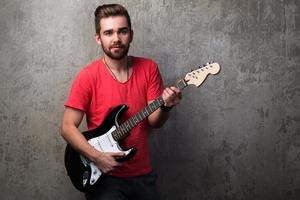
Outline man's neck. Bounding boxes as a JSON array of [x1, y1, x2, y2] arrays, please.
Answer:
[[103, 55, 129, 72]]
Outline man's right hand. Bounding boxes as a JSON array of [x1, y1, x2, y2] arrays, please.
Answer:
[[93, 152, 125, 173]]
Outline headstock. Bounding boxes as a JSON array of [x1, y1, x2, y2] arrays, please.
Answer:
[[184, 62, 220, 87]]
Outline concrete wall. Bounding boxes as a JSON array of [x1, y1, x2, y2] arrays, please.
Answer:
[[0, 0, 299, 199]]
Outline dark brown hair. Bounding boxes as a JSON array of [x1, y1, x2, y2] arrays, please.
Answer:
[[94, 4, 132, 35]]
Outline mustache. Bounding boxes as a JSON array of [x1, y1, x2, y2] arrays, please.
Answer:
[[110, 43, 125, 49]]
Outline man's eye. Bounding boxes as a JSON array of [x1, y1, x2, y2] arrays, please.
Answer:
[[104, 31, 112, 36], [119, 29, 128, 34]]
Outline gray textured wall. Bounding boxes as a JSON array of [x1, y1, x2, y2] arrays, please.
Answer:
[[0, 0, 299, 199]]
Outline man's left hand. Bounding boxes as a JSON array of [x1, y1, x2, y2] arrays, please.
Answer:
[[162, 86, 182, 108]]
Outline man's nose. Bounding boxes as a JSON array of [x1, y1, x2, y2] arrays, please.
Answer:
[[112, 32, 121, 42]]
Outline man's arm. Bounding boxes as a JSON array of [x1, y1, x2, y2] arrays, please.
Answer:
[[148, 86, 182, 128], [60, 107, 124, 173]]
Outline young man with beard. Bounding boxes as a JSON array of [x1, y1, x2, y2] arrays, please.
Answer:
[[60, 4, 182, 200]]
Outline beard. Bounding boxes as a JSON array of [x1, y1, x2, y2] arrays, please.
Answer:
[[101, 42, 130, 60]]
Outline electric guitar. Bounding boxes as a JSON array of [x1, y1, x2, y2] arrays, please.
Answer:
[[64, 62, 220, 192]]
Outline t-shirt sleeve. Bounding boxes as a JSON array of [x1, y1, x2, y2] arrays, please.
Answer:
[[147, 61, 164, 101], [64, 69, 92, 112]]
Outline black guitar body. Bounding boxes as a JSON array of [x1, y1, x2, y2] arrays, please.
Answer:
[[64, 105, 137, 192]]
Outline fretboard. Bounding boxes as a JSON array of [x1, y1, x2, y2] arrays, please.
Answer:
[[112, 79, 188, 141]]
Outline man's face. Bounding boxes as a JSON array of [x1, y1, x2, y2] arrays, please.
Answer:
[[96, 16, 133, 60]]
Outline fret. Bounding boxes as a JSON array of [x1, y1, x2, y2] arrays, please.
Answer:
[[127, 123, 131, 130], [116, 131, 121, 140], [148, 105, 152, 112], [143, 109, 149, 117], [132, 116, 137, 124], [112, 130, 119, 140], [153, 100, 159, 107], [159, 97, 164, 104], [147, 104, 151, 112], [143, 110, 148, 118], [133, 115, 139, 124], [150, 103, 155, 112], [130, 118, 135, 127], [152, 102, 157, 109], [119, 125, 124, 133], [124, 122, 130, 131], [132, 117, 137, 126], [140, 110, 145, 118], [138, 115, 141, 122], [136, 113, 142, 122], [176, 79, 187, 91], [127, 119, 133, 128], [120, 127, 124, 137], [132, 118, 136, 127], [141, 112, 145, 119], [120, 125, 125, 133], [144, 107, 149, 115], [139, 110, 144, 118]]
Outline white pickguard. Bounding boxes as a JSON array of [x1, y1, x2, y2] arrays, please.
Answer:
[[80, 125, 132, 186]]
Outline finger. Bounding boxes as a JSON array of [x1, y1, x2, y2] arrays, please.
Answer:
[[164, 87, 174, 96], [111, 161, 122, 168], [170, 87, 182, 98], [168, 87, 182, 99], [170, 86, 180, 93], [165, 88, 176, 98], [162, 89, 171, 100], [111, 152, 126, 157], [105, 160, 120, 170]]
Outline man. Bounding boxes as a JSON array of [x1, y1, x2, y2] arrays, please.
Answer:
[[60, 4, 181, 200]]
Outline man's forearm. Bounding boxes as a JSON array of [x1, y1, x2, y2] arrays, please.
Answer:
[[60, 124, 101, 162], [147, 107, 170, 128]]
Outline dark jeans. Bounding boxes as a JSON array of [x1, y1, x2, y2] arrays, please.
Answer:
[[85, 171, 159, 200]]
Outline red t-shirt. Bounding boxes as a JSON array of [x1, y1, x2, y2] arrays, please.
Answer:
[[64, 56, 164, 177]]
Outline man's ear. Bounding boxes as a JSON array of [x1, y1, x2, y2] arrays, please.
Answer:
[[129, 30, 134, 43], [95, 34, 102, 45]]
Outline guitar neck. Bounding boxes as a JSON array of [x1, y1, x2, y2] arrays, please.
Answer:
[[112, 79, 188, 141]]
